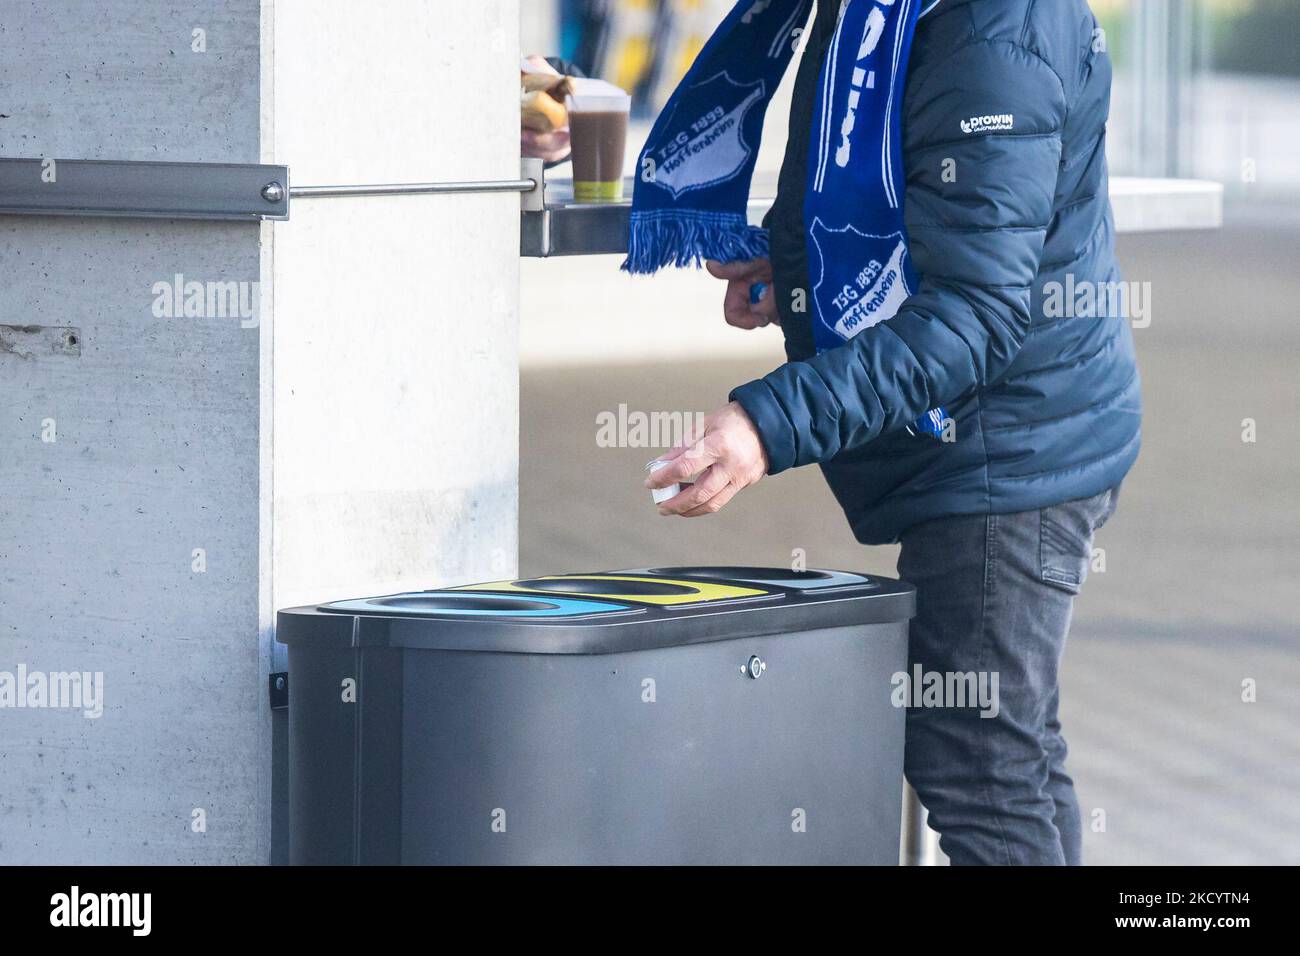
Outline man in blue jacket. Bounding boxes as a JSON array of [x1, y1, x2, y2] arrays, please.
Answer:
[[646, 0, 1139, 864]]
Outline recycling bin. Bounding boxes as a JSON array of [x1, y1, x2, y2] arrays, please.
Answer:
[[276, 567, 914, 865]]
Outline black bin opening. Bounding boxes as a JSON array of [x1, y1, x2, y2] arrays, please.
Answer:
[[648, 566, 837, 583]]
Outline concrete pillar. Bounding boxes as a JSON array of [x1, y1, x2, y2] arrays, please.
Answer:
[[0, 0, 520, 864]]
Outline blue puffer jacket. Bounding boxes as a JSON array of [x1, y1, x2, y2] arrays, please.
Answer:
[[731, 0, 1141, 544]]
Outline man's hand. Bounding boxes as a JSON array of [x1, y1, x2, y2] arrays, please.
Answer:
[[706, 258, 780, 329], [521, 54, 572, 164], [645, 402, 769, 517], [521, 127, 571, 164]]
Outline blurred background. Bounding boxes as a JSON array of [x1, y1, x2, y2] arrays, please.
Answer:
[[518, 0, 1300, 864]]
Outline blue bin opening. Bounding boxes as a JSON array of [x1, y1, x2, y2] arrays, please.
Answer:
[[320, 592, 631, 617]]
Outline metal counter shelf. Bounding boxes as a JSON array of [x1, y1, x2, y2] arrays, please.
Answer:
[[520, 168, 1223, 257]]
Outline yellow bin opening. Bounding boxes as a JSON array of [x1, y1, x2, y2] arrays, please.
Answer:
[[449, 574, 769, 606]]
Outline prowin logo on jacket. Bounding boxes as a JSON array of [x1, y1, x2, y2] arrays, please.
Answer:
[[960, 112, 1014, 134]]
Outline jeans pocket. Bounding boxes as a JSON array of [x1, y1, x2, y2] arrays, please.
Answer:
[[1038, 489, 1114, 594]]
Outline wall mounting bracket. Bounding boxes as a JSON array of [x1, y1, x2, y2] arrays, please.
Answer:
[[0, 157, 543, 222], [0, 157, 290, 220]]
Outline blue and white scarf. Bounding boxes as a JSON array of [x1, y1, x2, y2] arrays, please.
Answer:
[[624, 0, 946, 439]]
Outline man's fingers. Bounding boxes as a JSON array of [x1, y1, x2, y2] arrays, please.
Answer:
[[679, 480, 740, 517], [655, 422, 704, 467], [521, 128, 571, 163], [723, 279, 762, 328], [705, 258, 770, 281], [709, 258, 776, 330], [705, 259, 754, 280], [657, 464, 730, 515], [522, 53, 560, 75], [750, 284, 780, 327], [723, 279, 778, 329], [645, 448, 713, 489]]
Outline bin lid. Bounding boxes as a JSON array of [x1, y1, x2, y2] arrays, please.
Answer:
[[276, 567, 915, 655]]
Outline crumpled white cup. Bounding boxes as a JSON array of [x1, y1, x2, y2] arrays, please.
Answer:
[[645, 458, 684, 505]]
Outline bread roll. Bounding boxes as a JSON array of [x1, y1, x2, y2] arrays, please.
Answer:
[[522, 89, 568, 132], [522, 72, 572, 96]]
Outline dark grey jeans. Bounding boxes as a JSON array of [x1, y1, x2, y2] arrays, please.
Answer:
[[897, 486, 1120, 865]]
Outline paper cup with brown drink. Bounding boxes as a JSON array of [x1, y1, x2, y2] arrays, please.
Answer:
[[566, 79, 631, 203]]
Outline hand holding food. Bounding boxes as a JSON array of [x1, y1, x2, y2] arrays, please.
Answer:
[[521, 54, 573, 164]]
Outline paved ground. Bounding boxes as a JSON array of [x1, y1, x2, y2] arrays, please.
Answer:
[[518, 199, 1300, 865]]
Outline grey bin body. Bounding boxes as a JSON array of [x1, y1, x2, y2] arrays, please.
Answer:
[[276, 567, 915, 865]]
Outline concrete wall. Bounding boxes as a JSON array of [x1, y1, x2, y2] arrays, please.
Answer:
[[268, 0, 520, 614], [0, 0, 520, 863]]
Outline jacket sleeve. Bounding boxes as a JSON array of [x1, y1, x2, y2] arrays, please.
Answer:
[[731, 39, 1069, 474]]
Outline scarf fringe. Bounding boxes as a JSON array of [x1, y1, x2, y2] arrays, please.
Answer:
[[622, 211, 770, 273]]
